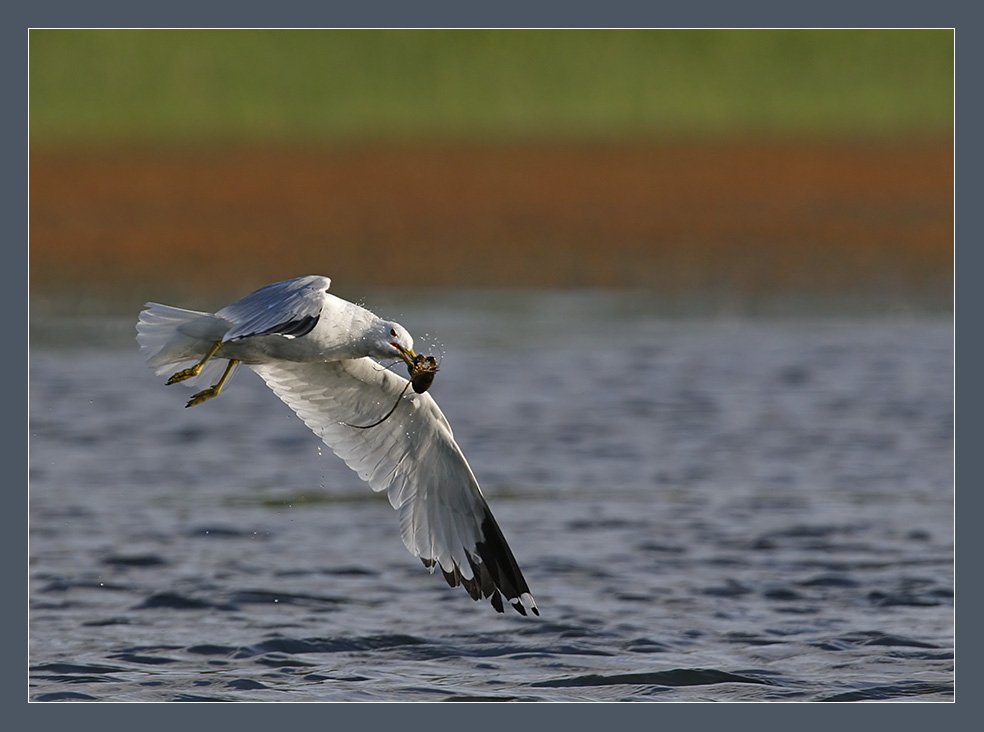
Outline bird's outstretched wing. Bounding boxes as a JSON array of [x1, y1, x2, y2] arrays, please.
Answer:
[[217, 275, 331, 342], [250, 358, 539, 616]]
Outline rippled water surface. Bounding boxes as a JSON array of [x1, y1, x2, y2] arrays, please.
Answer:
[[29, 292, 953, 702]]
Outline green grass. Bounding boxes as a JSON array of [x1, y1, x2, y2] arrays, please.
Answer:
[[29, 29, 954, 143]]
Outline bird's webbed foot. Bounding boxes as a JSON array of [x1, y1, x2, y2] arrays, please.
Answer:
[[166, 341, 223, 385], [183, 359, 240, 408]]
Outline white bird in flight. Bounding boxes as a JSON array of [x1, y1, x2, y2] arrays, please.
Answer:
[[136, 275, 538, 616]]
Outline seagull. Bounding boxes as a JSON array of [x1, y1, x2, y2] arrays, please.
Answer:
[[136, 275, 538, 616]]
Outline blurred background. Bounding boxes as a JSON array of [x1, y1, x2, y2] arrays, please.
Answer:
[[29, 29, 953, 312], [29, 30, 955, 700]]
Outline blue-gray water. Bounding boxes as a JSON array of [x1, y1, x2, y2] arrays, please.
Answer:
[[29, 291, 953, 702]]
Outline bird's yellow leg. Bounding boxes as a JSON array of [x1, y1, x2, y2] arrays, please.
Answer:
[[186, 360, 240, 408], [166, 341, 223, 385]]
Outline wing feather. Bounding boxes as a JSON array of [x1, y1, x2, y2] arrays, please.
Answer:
[[217, 275, 330, 342], [249, 358, 538, 615]]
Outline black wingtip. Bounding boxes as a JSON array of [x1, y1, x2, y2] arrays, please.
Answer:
[[472, 504, 537, 616], [233, 313, 320, 341], [421, 505, 537, 616]]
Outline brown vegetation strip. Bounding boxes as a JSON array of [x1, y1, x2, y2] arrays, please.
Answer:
[[30, 139, 952, 301]]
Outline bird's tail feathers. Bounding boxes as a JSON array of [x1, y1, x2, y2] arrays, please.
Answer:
[[136, 302, 228, 379]]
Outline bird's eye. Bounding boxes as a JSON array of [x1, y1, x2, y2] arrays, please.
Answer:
[[390, 328, 398, 337]]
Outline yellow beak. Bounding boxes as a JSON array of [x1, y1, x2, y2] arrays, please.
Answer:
[[392, 342, 417, 367]]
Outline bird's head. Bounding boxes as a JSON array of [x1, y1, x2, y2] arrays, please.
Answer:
[[378, 321, 417, 365]]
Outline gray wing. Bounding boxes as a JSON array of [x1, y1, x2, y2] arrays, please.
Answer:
[[250, 357, 539, 616], [217, 275, 331, 342]]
